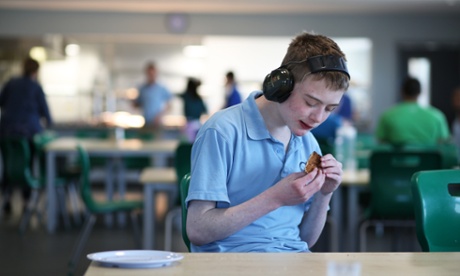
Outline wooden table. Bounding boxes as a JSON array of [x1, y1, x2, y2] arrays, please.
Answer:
[[139, 167, 177, 250], [44, 137, 179, 233], [84, 252, 460, 275], [331, 169, 370, 252]]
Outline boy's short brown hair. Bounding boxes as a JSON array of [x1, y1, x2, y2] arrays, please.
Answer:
[[282, 32, 349, 91]]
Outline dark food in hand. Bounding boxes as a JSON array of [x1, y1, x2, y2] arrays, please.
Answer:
[[305, 151, 322, 173]]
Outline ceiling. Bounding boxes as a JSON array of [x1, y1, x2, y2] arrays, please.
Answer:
[[0, 0, 459, 64], [0, 0, 460, 14]]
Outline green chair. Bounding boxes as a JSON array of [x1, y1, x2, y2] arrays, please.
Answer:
[[68, 145, 143, 275], [33, 132, 83, 227], [316, 137, 335, 156], [411, 169, 460, 252], [163, 142, 193, 251], [0, 138, 43, 234], [359, 149, 443, 251], [355, 132, 380, 169], [123, 128, 155, 170], [75, 128, 110, 167], [180, 173, 191, 251], [75, 128, 111, 139], [125, 128, 155, 141], [403, 143, 459, 169]]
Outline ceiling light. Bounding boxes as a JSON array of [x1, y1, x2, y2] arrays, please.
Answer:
[[29, 46, 47, 62], [65, 44, 80, 56]]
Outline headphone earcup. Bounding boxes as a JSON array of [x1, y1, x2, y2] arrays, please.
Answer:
[[262, 67, 294, 103]]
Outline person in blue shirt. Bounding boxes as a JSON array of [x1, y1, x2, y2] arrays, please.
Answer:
[[134, 62, 172, 127], [310, 113, 343, 155], [185, 31, 350, 252], [334, 93, 353, 122], [311, 113, 343, 144], [224, 71, 242, 108], [0, 57, 53, 213]]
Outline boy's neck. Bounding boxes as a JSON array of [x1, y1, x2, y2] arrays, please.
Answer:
[[256, 96, 291, 146]]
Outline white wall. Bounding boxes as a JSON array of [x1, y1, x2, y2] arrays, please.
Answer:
[[0, 10, 459, 130]]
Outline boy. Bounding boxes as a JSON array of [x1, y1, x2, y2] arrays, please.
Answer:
[[186, 31, 350, 252]]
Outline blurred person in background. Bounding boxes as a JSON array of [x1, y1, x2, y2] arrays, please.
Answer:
[[181, 77, 208, 142], [334, 93, 353, 123], [0, 57, 53, 214], [223, 71, 242, 108], [134, 61, 172, 128], [310, 113, 343, 155], [375, 76, 450, 146]]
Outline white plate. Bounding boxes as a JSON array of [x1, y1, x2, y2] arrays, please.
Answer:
[[87, 250, 184, 268]]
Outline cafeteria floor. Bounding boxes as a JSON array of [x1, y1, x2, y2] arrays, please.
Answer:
[[0, 185, 421, 276]]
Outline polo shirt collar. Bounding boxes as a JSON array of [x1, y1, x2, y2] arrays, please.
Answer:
[[241, 92, 303, 151], [243, 92, 271, 140]]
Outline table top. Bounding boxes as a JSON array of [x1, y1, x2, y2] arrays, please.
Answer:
[[44, 137, 179, 153], [139, 167, 177, 184], [342, 169, 369, 186], [84, 252, 460, 276]]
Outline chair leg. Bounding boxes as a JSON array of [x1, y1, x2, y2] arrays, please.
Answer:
[[130, 211, 142, 249], [359, 220, 372, 252], [164, 207, 181, 251], [56, 186, 71, 230], [67, 182, 83, 226], [326, 215, 339, 252], [68, 214, 96, 275], [0, 189, 11, 219], [19, 189, 40, 234]]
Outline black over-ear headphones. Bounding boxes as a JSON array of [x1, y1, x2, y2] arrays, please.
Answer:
[[262, 55, 350, 103]]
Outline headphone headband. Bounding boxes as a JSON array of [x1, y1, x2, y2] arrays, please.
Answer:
[[306, 55, 350, 79]]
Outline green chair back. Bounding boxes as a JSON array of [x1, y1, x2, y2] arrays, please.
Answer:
[[403, 143, 459, 169], [368, 149, 443, 219], [75, 128, 110, 139], [1, 138, 40, 189], [174, 142, 193, 203], [76, 145, 143, 214], [356, 132, 377, 150], [76, 145, 97, 212], [316, 137, 335, 156], [180, 173, 191, 251], [411, 169, 460, 252], [34, 132, 82, 185], [33, 131, 56, 173], [125, 128, 155, 140]]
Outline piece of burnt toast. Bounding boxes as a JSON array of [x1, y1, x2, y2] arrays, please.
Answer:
[[305, 151, 322, 173]]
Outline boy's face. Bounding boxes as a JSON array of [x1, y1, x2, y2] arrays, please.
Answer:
[[280, 76, 344, 137]]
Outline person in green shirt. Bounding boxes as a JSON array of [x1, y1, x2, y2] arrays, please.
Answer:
[[376, 77, 450, 146]]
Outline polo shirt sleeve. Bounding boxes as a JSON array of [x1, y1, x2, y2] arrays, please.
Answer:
[[186, 128, 233, 208]]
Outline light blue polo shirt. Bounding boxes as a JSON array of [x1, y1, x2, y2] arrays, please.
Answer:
[[136, 82, 172, 125], [186, 91, 322, 252]]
